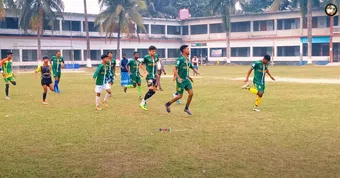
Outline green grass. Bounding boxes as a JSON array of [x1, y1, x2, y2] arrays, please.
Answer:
[[1, 65, 340, 177]]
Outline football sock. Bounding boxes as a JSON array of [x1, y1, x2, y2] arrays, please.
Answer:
[[55, 80, 59, 91], [104, 93, 111, 102], [43, 92, 47, 101], [166, 102, 171, 107], [255, 96, 262, 107], [5, 84, 9, 96], [249, 87, 258, 94], [137, 86, 142, 96], [144, 89, 155, 101], [126, 85, 134, 89], [96, 96, 100, 107], [185, 104, 189, 110], [141, 99, 146, 105]]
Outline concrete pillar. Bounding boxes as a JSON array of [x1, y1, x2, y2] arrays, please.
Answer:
[[59, 20, 62, 33], [81, 21, 84, 32], [19, 49, 23, 63]]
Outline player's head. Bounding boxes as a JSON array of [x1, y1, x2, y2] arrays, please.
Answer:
[[122, 54, 126, 59], [180, 45, 190, 56], [101, 54, 109, 64], [262, 55, 271, 64], [7, 52, 13, 60], [194, 56, 197, 58], [148, 45, 157, 56], [56, 51, 61, 57], [43, 56, 50, 63], [133, 52, 139, 59], [107, 52, 113, 59]]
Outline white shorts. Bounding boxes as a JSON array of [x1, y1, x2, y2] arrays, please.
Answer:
[[95, 83, 111, 93]]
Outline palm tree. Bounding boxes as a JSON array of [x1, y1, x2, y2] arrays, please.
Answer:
[[17, 0, 64, 62], [0, 0, 15, 20], [143, 0, 178, 19], [83, 0, 91, 67], [95, 0, 147, 60], [208, 0, 238, 62]]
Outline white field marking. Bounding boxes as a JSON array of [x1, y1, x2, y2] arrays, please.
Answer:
[[17, 70, 86, 74]]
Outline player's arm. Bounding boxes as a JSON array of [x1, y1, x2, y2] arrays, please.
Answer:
[[266, 69, 275, 81], [245, 64, 255, 83], [93, 65, 101, 80], [139, 58, 148, 75], [126, 61, 131, 75], [174, 59, 182, 83], [113, 61, 117, 76], [61, 57, 65, 68], [0, 59, 6, 77]]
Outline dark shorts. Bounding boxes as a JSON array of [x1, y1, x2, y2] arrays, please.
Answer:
[[130, 74, 141, 86], [193, 65, 198, 70], [254, 83, 265, 93], [53, 72, 61, 78], [146, 78, 157, 87], [176, 79, 192, 94], [41, 78, 53, 86]]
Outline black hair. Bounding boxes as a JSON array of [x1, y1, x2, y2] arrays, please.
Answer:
[[101, 54, 108, 59], [107, 51, 113, 55], [133, 52, 139, 55], [122, 54, 126, 56], [264, 55, 271, 61], [180, 45, 188, 53], [149, 45, 157, 51], [43, 56, 49, 60], [56, 51, 61, 54], [7, 52, 13, 55]]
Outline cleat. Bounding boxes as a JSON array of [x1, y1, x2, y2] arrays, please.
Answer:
[[96, 106, 102, 111], [5, 96, 10, 100], [253, 107, 261, 112], [103, 101, 108, 107], [139, 103, 148, 111], [184, 109, 192, 115], [165, 104, 171, 113], [42, 101, 48, 105], [241, 83, 250, 89]]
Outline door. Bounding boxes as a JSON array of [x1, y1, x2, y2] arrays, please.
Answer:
[[333, 43, 340, 62]]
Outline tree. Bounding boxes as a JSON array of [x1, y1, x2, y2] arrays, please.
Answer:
[[17, 0, 64, 62], [0, 0, 15, 20], [143, 0, 178, 18], [96, 0, 146, 60], [208, 0, 238, 62], [83, 0, 91, 67]]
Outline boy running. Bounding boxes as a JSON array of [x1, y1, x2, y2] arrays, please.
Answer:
[[35, 56, 54, 104], [124, 52, 143, 99], [139, 45, 159, 111], [242, 55, 275, 112], [50, 51, 64, 93], [107, 51, 116, 85], [0, 52, 17, 100], [93, 54, 112, 111], [165, 45, 199, 115], [156, 59, 166, 91]]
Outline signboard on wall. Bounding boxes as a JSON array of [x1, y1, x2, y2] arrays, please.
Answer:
[[211, 49, 222, 57], [191, 43, 207, 47]]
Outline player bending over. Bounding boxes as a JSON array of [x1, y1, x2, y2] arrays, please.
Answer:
[[124, 52, 143, 100], [35, 56, 54, 105], [165, 45, 199, 115], [93, 55, 112, 111], [0, 52, 16, 100], [51, 51, 64, 93], [242, 55, 275, 112], [139, 45, 159, 111]]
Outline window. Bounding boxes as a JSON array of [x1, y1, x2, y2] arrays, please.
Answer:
[[42, 50, 60, 59], [327, 16, 339, 27], [303, 43, 329, 56], [83, 22, 99, 32], [84, 50, 101, 60], [277, 46, 300, 56], [277, 18, 300, 30], [22, 50, 38, 62], [122, 49, 135, 59], [191, 48, 208, 58], [137, 24, 149, 34], [231, 22, 251, 32], [182, 26, 189, 35], [303, 17, 328, 28], [167, 26, 181, 35], [190, 24, 208, 35], [253, 20, 274, 31], [151, 25, 165, 34], [231, 47, 250, 57], [63, 50, 82, 61], [43, 20, 60, 31], [210, 48, 226, 57], [253, 47, 273, 57], [62, 20, 81, 31], [168, 49, 180, 58], [1, 49, 19, 62], [103, 50, 117, 58], [157, 49, 166, 58], [0, 17, 18, 29], [210, 23, 223, 33], [137, 49, 148, 58]]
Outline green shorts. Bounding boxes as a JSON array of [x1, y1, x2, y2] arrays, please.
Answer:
[[176, 79, 192, 94], [53, 71, 61, 78], [130, 74, 141, 86], [4, 76, 15, 83], [254, 83, 265, 92]]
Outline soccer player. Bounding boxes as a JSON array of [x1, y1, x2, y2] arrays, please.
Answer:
[[156, 59, 166, 91], [51, 51, 64, 93], [165, 45, 199, 115], [93, 54, 112, 111], [0, 52, 16, 100], [107, 51, 116, 85], [120, 54, 130, 92], [192, 56, 199, 76], [35, 56, 54, 105], [242, 55, 275, 112], [138, 45, 159, 111], [124, 52, 143, 99]]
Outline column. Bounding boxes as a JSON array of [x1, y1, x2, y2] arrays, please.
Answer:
[[250, 21, 254, 33], [250, 46, 253, 58], [274, 19, 277, 31], [81, 21, 84, 33], [165, 48, 168, 59], [59, 20, 62, 33], [19, 49, 23, 63], [81, 49, 84, 62], [164, 25, 167, 37], [148, 24, 151, 36]]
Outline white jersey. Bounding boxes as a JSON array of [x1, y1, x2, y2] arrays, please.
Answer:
[[157, 61, 162, 70]]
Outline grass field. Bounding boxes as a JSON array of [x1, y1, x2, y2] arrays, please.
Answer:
[[1, 65, 340, 177]]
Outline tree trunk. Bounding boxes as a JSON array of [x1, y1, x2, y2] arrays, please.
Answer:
[[37, 8, 43, 64], [226, 31, 230, 64], [307, 0, 312, 64], [116, 15, 122, 60], [84, 0, 91, 67]]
